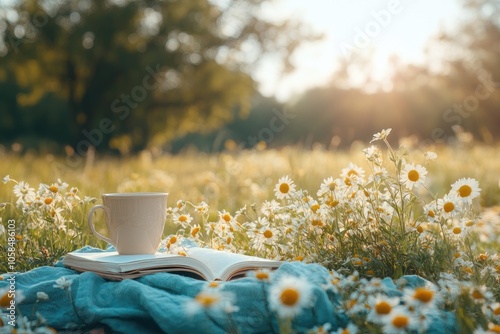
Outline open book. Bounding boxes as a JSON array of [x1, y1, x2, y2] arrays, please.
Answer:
[[63, 247, 282, 281]]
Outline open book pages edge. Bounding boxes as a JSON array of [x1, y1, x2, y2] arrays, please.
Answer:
[[185, 247, 282, 281], [66, 266, 213, 281], [63, 247, 282, 281]]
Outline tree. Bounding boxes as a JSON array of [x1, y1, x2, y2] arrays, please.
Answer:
[[0, 0, 317, 152], [427, 0, 500, 142]]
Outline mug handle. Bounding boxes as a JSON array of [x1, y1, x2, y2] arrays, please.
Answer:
[[88, 205, 113, 245]]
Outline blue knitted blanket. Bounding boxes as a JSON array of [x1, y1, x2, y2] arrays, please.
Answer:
[[0, 247, 456, 334]]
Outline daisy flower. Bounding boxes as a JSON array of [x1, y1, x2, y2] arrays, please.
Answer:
[[400, 163, 427, 190], [317, 177, 341, 197], [37, 291, 49, 301], [261, 200, 281, 217], [247, 268, 273, 282], [362, 145, 382, 163], [438, 194, 460, 218], [368, 166, 389, 183], [173, 213, 193, 227], [370, 128, 392, 143], [190, 224, 201, 239], [382, 306, 417, 334], [13, 180, 36, 200], [185, 289, 237, 316], [0, 288, 25, 308], [218, 209, 234, 224], [334, 323, 358, 334], [274, 176, 296, 200], [195, 201, 209, 215], [252, 224, 280, 252], [484, 302, 500, 320], [53, 277, 73, 290], [268, 275, 314, 319], [403, 285, 442, 312], [450, 178, 481, 204], [340, 163, 365, 183], [366, 294, 400, 324], [423, 201, 439, 222], [307, 322, 333, 334]]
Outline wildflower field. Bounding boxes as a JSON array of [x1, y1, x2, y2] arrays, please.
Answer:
[[1, 130, 500, 333]]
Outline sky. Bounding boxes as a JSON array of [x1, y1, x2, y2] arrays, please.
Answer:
[[255, 0, 464, 102]]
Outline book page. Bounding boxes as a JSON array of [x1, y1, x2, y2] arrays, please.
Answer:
[[186, 247, 282, 281], [63, 251, 215, 280]]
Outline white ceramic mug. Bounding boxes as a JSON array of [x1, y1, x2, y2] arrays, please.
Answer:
[[88, 192, 168, 254]]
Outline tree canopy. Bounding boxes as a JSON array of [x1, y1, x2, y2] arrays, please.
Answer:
[[0, 0, 316, 152]]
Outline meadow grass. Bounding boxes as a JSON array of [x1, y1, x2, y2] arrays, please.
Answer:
[[1, 142, 499, 212], [1, 133, 500, 333]]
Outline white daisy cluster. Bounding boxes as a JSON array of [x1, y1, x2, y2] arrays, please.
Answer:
[[320, 270, 499, 334], [3, 176, 96, 232], [1, 176, 97, 268], [164, 129, 499, 331], [166, 130, 498, 282]]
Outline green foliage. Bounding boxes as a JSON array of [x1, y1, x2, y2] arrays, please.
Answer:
[[0, 0, 315, 151]]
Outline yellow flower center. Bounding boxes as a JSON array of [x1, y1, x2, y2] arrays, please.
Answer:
[[169, 236, 177, 244], [347, 169, 358, 177], [295, 255, 304, 261], [44, 198, 53, 205], [452, 227, 462, 235], [48, 185, 58, 193], [413, 288, 434, 303], [195, 293, 219, 307], [427, 210, 435, 218], [223, 213, 231, 222], [392, 315, 409, 328], [346, 299, 356, 309], [493, 307, 500, 316], [226, 237, 232, 244], [443, 202, 455, 213], [0, 292, 13, 308], [255, 271, 270, 280], [263, 230, 273, 239], [311, 219, 321, 226], [191, 226, 200, 238], [279, 183, 290, 194], [327, 198, 339, 207], [417, 225, 424, 233], [458, 185, 472, 197], [408, 170, 419, 182], [488, 324, 500, 334], [471, 289, 484, 300], [280, 288, 299, 306], [179, 215, 188, 222], [311, 203, 320, 212], [375, 301, 392, 315], [478, 253, 488, 261], [208, 281, 219, 288]]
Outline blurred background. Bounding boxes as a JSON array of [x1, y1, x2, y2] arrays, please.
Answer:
[[0, 0, 499, 155]]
